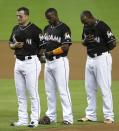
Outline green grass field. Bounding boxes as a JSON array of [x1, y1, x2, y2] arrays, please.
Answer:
[[0, 80, 119, 131], [0, 0, 119, 41]]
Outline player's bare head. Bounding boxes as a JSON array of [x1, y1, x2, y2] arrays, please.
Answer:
[[17, 7, 29, 16], [16, 7, 29, 25], [45, 8, 59, 25], [80, 10, 96, 26]]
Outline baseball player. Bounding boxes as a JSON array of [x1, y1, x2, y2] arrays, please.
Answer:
[[38, 8, 73, 125], [78, 10, 116, 123], [9, 7, 43, 127]]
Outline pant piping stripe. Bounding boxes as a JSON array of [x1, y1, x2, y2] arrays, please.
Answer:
[[62, 57, 72, 107]]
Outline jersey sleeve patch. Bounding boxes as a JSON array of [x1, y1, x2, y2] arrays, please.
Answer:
[[62, 32, 72, 44]]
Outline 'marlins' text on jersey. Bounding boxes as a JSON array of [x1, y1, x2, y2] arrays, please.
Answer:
[[44, 33, 61, 43], [42, 22, 72, 52], [43, 33, 71, 43]]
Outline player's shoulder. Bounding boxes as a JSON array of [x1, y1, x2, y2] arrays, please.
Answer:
[[31, 23, 40, 29], [61, 22, 68, 27], [12, 24, 19, 31], [60, 22, 70, 29], [44, 22, 70, 29], [44, 25, 49, 31], [97, 20, 110, 29], [31, 23, 42, 33], [60, 22, 71, 33], [14, 24, 19, 28]]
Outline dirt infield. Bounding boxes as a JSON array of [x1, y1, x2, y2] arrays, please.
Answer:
[[0, 41, 119, 80]]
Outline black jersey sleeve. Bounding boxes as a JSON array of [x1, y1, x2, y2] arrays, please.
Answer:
[[82, 28, 85, 40], [9, 25, 26, 43], [32, 24, 44, 48], [9, 25, 18, 43], [38, 26, 48, 49], [99, 21, 116, 44], [99, 21, 116, 50], [61, 24, 72, 45], [81, 27, 90, 46], [9, 29, 14, 43]]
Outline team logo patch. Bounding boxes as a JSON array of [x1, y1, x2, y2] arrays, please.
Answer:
[[64, 33, 71, 39], [39, 34, 44, 41], [107, 31, 113, 38]]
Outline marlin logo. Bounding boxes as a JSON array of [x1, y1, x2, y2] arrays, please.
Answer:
[[65, 33, 71, 39], [13, 34, 17, 43], [39, 34, 44, 41], [44, 33, 61, 43], [94, 37, 100, 43], [107, 31, 113, 38]]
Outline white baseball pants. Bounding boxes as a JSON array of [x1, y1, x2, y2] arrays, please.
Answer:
[[14, 55, 41, 123], [85, 52, 114, 121], [44, 57, 73, 123]]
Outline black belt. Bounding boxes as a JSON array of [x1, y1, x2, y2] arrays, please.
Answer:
[[16, 55, 32, 61], [88, 51, 109, 58], [46, 56, 61, 61]]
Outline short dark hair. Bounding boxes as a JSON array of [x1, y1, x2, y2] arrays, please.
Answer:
[[17, 7, 29, 15], [81, 10, 93, 18], [45, 8, 58, 17]]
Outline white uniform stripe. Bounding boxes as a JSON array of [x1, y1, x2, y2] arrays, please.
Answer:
[[62, 57, 72, 106], [34, 58, 40, 119]]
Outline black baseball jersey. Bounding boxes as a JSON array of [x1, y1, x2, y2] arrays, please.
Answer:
[[43, 22, 72, 57], [82, 20, 116, 55], [9, 22, 43, 56]]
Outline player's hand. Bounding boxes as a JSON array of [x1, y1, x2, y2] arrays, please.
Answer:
[[14, 42, 24, 48], [45, 51, 53, 57], [39, 49, 46, 56], [38, 55, 46, 63], [85, 34, 96, 43], [9, 42, 24, 50]]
